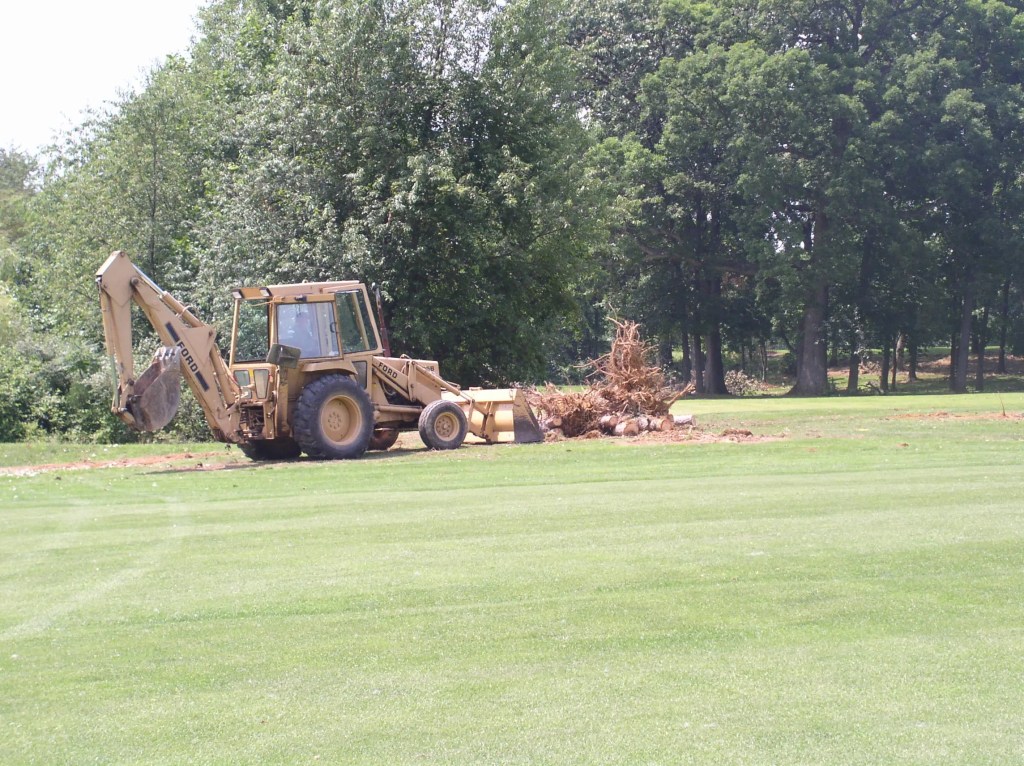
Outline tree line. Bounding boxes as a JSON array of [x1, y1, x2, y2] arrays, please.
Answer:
[[2, 0, 1024, 440]]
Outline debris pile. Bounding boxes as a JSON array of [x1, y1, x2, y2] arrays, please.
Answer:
[[530, 320, 693, 439], [529, 385, 604, 437]]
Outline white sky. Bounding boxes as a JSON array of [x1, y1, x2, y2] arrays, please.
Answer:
[[0, 0, 208, 153]]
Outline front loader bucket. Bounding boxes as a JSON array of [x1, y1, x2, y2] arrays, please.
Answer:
[[128, 347, 182, 431], [448, 388, 544, 444]]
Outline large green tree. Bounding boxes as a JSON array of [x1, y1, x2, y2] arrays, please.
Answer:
[[22, 57, 213, 335], [710, 0, 965, 395], [197, 0, 603, 383], [569, 0, 751, 393], [881, 0, 1024, 392], [569, 0, 1024, 396]]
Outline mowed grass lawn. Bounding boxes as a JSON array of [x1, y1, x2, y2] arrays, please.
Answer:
[[1, 393, 1023, 764]]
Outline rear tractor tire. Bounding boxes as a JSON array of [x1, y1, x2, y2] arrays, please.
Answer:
[[293, 374, 374, 460], [238, 437, 302, 461], [418, 399, 468, 450]]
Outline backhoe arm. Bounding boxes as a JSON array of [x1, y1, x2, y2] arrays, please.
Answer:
[[96, 250, 241, 442]]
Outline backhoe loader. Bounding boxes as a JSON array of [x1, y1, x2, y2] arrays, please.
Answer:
[[96, 250, 542, 459]]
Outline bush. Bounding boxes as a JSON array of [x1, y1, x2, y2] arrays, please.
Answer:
[[0, 326, 141, 443], [0, 351, 36, 441], [724, 369, 771, 396]]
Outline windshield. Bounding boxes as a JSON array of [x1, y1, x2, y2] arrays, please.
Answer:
[[277, 302, 340, 359]]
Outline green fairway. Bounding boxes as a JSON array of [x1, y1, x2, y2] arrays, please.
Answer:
[[2, 393, 1023, 764]]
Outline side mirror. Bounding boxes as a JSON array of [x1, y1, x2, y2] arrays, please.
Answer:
[[267, 343, 301, 369]]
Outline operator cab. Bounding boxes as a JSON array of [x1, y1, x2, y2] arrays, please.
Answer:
[[228, 281, 382, 368]]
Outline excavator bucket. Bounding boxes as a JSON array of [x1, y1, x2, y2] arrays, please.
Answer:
[[128, 347, 182, 431], [449, 388, 544, 444]]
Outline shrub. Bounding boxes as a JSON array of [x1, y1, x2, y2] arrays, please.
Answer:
[[0, 351, 36, 441], [724, 369, 771, 396]]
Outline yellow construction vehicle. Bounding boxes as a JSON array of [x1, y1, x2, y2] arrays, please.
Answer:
[[96, 250, 542, 459]]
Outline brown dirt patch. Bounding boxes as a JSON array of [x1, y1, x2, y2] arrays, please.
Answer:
[[0, 451, 246, 477], [546, 426, 783, 445], [629, 427, 783, 445], [916, 353, 1024, 376], [828, 352, 1024, 384], [885, 411, 1024, 422]]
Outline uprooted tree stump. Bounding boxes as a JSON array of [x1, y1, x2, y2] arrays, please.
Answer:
[[529, 319, 693, 438]]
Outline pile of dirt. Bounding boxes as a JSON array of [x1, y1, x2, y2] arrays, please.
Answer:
[[529, 320, 690, 438]]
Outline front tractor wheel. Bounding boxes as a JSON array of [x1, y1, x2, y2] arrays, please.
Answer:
[[418, 399, 468, 450], [294, 375, 374, 459]]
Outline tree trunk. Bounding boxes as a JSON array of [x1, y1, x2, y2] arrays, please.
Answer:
[[880, 337, 891, 393], [702, 276, 728, 395], [790, 277, 830, 396], [908, 339, 919, 382], [951, 281, 974, 393], [998, 279, 1010, 374], [849, 244, 873, 395], [890, 334, 899, 392], [704, 325, 727, 395], [680, 329, 692, 385], [974, 304, 989, 392], [691, 334, 706, 395], [846, 322, 861, 394], [658, 335, 674, 369], [614, 419, 639, 436], [847, 347, 860, 393], [949, 331, 958, 390]]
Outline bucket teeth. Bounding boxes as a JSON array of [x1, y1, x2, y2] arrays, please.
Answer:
[[128, 347, 182, 431]]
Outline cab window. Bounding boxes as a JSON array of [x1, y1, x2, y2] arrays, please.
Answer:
[[233, 300, 270, 363], [334, 291, 379, 353], [277, 302, 340, 359]]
